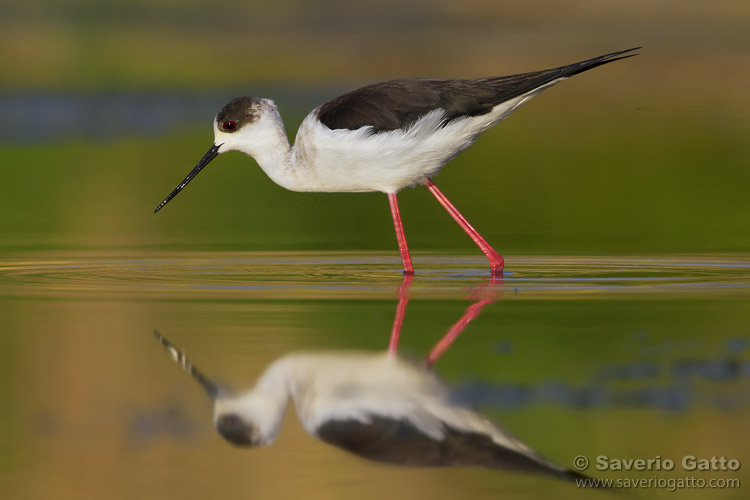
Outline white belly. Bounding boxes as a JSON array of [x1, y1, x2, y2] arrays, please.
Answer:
[[289, 86, 556, 193]]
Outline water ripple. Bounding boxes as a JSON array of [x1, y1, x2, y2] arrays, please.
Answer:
[[1, 253, 749, 300]]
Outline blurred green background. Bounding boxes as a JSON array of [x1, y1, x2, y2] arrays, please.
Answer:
[[1, 0, 748, 256]]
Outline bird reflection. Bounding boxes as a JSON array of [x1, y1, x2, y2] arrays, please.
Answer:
[[154, 277, 586, 483]]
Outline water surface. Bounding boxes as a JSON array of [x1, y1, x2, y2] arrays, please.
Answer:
[[1, 253, 748, 499]]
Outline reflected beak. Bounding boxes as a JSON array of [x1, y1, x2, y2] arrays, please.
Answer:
[[153, 330, 221, 400], [154, 144, 221, 213]]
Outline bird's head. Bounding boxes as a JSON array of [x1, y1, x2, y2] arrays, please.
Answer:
[[212, 392, 282, 448], [213, 96, 275, 154], [153, 96, 277, 214]]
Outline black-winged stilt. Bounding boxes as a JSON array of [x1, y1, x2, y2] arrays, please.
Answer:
[[154, 48, 639, 277], [152, 283, 589, 483]]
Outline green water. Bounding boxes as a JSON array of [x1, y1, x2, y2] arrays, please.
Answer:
[[1, 253, 749, 499]]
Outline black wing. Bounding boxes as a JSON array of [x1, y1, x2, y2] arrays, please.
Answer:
[[316, 416, 588, 483], [317, 47, 639, 133]]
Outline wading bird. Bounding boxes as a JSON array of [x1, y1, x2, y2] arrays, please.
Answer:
[[154, 48, 639, 277], [152, 282, 588, 483]]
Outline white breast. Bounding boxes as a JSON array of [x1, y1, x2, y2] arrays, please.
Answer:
[[285, 352, 448, 436], [289, 82, 562, 194]]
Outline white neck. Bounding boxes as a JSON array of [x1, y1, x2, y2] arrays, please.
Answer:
[[246, 114, 297, 190], [221, 100, 314, 191]]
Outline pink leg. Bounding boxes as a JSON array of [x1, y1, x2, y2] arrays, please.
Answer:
[[388, 274, 413, 356], [425, 297, 494, 367], [388, 193, 414, 275], [424, 179, 504, 277]]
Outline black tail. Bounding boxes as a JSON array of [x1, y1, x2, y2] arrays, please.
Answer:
[[480, 47, 641, 108], [562, 47, 642, 78]]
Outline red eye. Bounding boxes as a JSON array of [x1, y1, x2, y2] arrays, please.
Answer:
[[223, 121, 237, 131]]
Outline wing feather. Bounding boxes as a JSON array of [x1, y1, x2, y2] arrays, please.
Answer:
[[316, 416, 587, 483], [316, 48, 639, 133]]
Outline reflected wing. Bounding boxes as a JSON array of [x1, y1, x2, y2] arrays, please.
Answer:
[[316, 415, 586, 482]]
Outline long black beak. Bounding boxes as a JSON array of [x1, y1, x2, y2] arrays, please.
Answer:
[[154, 144, 221, 213], [153, 330, 221, 400]]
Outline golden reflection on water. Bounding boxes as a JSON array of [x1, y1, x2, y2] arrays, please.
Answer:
[[1, 252, 749, 300], [1, 252, 749, 499]]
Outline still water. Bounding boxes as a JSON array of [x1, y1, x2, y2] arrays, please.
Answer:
[[1, 253, 748, 499]]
